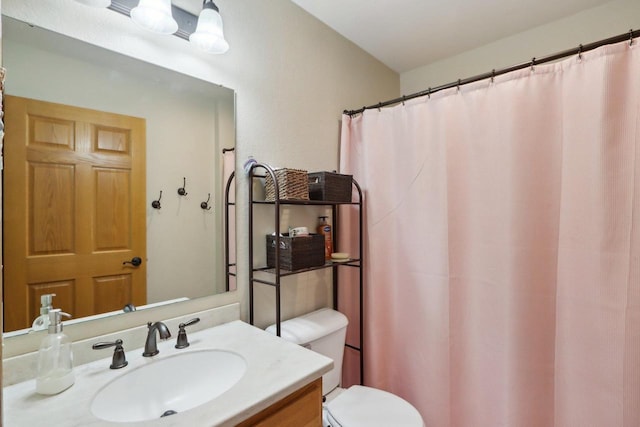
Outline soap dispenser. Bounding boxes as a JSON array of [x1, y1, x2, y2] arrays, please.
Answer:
[[36, 309, 74, 395], [32, 293, 56, 331]]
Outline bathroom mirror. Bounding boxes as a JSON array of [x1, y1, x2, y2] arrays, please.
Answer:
[[1, 15, 236, 334]]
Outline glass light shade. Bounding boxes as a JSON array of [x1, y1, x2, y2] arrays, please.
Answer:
[[130, 0, 178, 35], [74, 0, 111, 6], [189, 8, 229, 54]]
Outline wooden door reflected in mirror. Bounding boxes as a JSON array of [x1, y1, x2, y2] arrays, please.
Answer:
[[3, 96, 146, 331]]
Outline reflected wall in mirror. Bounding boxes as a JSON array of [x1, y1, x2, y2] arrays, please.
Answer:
[[2, 16, 236, 334]]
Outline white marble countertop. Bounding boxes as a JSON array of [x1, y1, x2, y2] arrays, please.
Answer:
[[3, 320, 333, 427]]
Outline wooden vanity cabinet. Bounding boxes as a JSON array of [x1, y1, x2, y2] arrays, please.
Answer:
[[236, 378, 322, 427]]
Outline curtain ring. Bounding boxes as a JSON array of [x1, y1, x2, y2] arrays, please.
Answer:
[[577, 44, 583, 60], [530, 57, 536, 72], [401, 95, 406, 106], [630, 29, 634, 46], [490, 69, 496, 83], [377, 102, 382, 112], [457, 79, 461, 91], [427, 87, 431, 99]]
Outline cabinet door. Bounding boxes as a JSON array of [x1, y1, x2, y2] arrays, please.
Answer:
[[236, 378, 322, 427]]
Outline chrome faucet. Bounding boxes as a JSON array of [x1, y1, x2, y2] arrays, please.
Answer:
[[143, 321, 171, 357]]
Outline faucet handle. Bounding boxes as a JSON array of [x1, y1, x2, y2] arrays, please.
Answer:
[[92, 339, 128, 369], [175, 317, 201, 349]]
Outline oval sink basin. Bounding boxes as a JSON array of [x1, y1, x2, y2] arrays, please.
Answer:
[[91, 349, 246, 423]]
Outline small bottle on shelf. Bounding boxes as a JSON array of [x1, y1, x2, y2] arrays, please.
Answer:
[[317, 216, 333, 260]]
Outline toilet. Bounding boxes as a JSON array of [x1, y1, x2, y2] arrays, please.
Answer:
[[266, 308, 424, 427]]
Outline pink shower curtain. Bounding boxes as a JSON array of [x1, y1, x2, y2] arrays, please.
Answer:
[[340, 39, 640, 427]]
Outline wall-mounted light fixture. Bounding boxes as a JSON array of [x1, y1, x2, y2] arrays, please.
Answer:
[[190, 0, 229, 54], [73, 0, 229, 54], [130, 0, 178, 34]]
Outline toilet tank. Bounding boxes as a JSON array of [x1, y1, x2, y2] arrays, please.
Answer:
[[266, 308, 348, 395]]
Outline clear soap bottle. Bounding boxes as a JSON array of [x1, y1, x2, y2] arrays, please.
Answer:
[[36, 309, 75, 395]]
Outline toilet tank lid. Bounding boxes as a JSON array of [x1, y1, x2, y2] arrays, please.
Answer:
[[265, 308, 348, 345]]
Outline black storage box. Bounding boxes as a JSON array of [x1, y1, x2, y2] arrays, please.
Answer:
[[266, 233, 325, 271], [308, 171, 353, 202]]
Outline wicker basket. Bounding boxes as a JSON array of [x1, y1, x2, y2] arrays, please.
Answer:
[[265, 168, 309, 201], [266, 233, 325, 271], [308, 171, 353, 202]]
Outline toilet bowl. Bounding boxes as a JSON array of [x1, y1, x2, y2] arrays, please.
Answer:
[[266, 308, 424, 427]]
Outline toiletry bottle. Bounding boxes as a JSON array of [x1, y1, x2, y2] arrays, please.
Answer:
[[32, 293, 56, 331], [317, 216, 333, 260], [36, 309, 75, 395]]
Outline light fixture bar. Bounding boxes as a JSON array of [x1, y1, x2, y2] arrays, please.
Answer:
[[108, 0, 197, 40]]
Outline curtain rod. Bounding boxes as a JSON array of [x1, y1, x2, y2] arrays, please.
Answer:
[[344, 29, 640, 117]]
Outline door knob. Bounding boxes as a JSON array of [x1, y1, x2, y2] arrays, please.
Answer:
[[123, 257, 142, 267]]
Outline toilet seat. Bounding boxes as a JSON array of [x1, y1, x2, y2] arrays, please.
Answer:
[[325, 385, 424, 427]]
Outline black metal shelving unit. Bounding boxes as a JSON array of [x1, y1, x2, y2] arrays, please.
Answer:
[[224, 162, 365, 384], [224, 171, 236, 292]]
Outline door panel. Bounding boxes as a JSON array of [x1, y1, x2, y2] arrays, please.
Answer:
[[93, 275, 132, 314], [95, 126, 130, 153], [94, 168, 131, 251], [4, 95, 146, 331], [29, 162, 76, 255], [30, 115, 75, 149]]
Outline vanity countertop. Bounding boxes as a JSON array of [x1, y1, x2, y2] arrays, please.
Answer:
[[3, 320, 333, 426]]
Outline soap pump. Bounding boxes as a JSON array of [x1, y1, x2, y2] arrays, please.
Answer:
[[36, 309, 75, 395], [32, 293, 56, 331]]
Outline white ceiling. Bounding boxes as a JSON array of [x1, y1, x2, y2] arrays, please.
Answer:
[[291, 0, 613, 73]]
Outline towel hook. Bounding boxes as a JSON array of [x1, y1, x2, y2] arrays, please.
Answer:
[[200, 193, 212, 211], [177, 177, 188, 196], [151, 191, 162, 209]]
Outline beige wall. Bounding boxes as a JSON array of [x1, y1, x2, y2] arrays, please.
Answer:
[[401, 0, 640, 94], [1, 0, 399, 351]]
